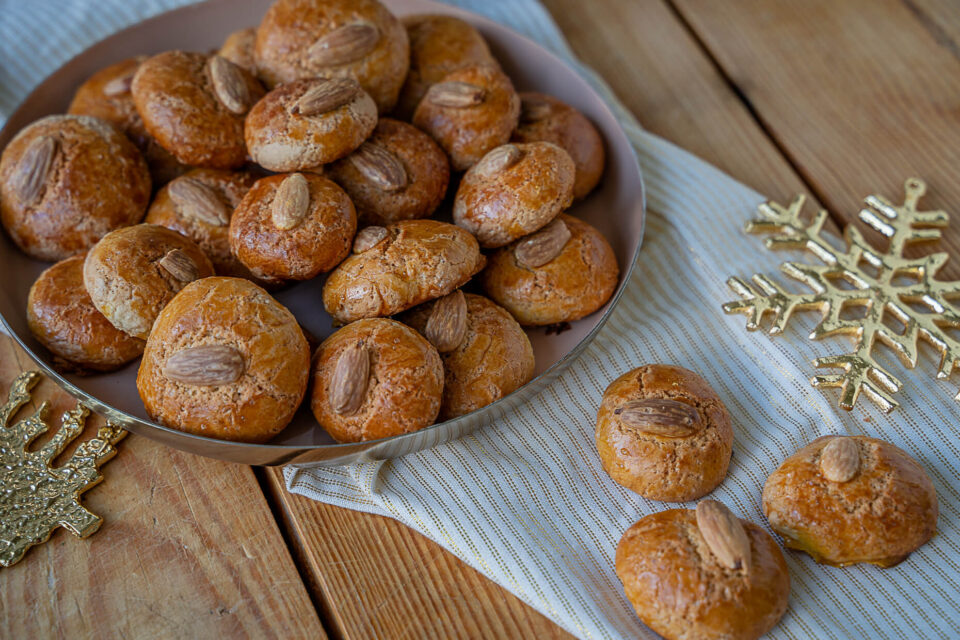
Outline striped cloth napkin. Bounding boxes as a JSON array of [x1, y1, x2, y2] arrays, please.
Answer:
[[2, 1, 958, 638]]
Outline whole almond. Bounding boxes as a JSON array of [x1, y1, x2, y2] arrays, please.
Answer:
[[330, 341, 370, 415], [208, 55, 251, 115], [695, 500, 751, 572], [158, 248, 200, 284], [425, 290, 468, 352], [168, 177, 230, 227], [819, 437, 860, 483], [271, 173, 311, 231], [350, 142, 407, 192], [307, 22, 380, 67], [475, 144, 522, 178], [615, 398, 702, 437], [164, 344, 244, 386], [514, 218, 571, 268], [13, 135, 59, 206], [520, 96, 554, 123], [103, 71, 135, 96], [292, 78, 360, 116], [426, 81, 486, 108], [353, 226, 389, 253]]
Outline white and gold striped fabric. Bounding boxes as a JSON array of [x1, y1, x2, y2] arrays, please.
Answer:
[[3, 1, 958, 638]]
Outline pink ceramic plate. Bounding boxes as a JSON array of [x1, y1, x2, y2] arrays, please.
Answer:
[[0, 0, 645, 466]]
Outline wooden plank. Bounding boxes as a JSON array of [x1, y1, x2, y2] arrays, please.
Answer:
[[671, 0, 960, 276], [0, 336, 325, 640], [264, 469, 572, 640]]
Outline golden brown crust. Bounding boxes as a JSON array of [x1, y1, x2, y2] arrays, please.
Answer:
[[145, 168, 258, 278], [83, 224, 215, 340], [395, 14, 497, 120], [596, 365, 733, 502], [67, 57, 188, 186], [512, 92, 605, 200], [323, 219, 486, 323], [310, 318, 443, 442], [453, 142, 574, 248], [137, 277, 309, 443], [27, 255, 144, 372], [762, 435, 938, 567], [229, 173, 356, 280], [481, 214, 618, 325], [615, 509, 790, 640], [412, 64, 520, 171], [131, 51, 264, 169], [254, 0, 409, 113], [219, 28, 257, 74], [244, 77, 377, 171], [400, 293, 534, 419], [327, 118, 449, 225], [0, 114, 151, 261]]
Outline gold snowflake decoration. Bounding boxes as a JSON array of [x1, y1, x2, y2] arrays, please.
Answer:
[[723, 178, 960, 413], [0, 371, 125, 567]]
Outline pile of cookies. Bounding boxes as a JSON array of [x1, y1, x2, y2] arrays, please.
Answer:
[[598, 364, 939, 639], [1, 0, 620, 445]]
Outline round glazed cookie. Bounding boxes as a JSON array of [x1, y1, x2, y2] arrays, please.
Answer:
[[412, 64, 520, 171], [762, 435, 938, 567], [254, 0, 409, 113], [145, 168, 258, 278], [400, 292, 535, 420], [244, 77, 377, 172], [322, 219, 486, 324], [27, 255, 144, 372], [326, 118, 450, 225], [137, 277, 310, 443], [310, 318, 443, 442], [229, 173, 356, 281], [512, 92, 605, 200], [67, 57, 188, 186], [0, 114, 151, 261], [453, 142, 575, 248], [394, 14, 498, 120], [616, 501, 790, 640], [218, 27, 257, 74], [131, 51, 264, 169], [83, 224, 215, 340], [596, 364, 733, 502], [481, 214, 618, 326]]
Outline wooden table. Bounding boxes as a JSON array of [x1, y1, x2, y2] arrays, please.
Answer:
[[3, 0, 960, 637]]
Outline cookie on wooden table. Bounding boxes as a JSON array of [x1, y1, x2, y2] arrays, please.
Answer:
[[412, 63, 520, 171], [83, 224, 215, 340], [762, 435, 938, 567], [131, 51, 264, 169], [322, 219, 486, 324], [27, 254, 144, 373], [229, 173, 356, 281], [218, 27, 257, 74], [0, 114, 151, 261], [311, 318, 443, 442], [327, 118, 450, 226], [513, 92, 605, 199], [595, 364, 733, 502], [395, 14, 498, 120], [453, 141, 575, 248], [67, 57, 188, 186], [254, 0, 409, 113], [244, 77, 377, 172], [616, 501, 790, 640], [401, 291, 535, 420], [137, 277, 310, 443], [481, 214, 618, 326]]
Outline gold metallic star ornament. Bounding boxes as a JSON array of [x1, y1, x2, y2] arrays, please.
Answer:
[[0, 371, 125, 567], [724, 178, 960, 413]]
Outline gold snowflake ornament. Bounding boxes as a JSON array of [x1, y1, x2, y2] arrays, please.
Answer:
[[723, 178, 960, 413], [0, 371, 125, 567]]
